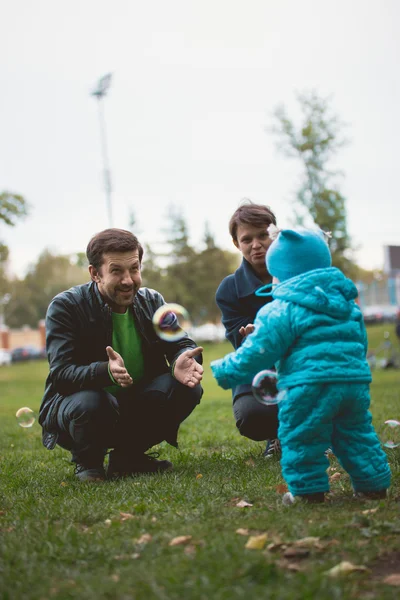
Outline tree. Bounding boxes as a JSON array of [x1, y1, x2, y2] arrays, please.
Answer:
[[0, 191, 30, 301], [271, 91, 356, 276], [5, 250, 89, 328], [0, 191, 29, 226]]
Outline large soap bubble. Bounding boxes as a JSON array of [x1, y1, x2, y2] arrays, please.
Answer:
[[381, 419, 400, 449], [152, 303, 192, 342], [251, 370, 280, 406], [16, 407, 36, 428]]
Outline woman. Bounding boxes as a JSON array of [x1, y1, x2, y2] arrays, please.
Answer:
[[215, 201, 279, 456]]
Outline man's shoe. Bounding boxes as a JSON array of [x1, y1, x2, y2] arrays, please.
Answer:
[[107, 451, 172, 479], [353, 489, 387, 500], [263, 438, 281, 459], [74, 464, 106, 482]]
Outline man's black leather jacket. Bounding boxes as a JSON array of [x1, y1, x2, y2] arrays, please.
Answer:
[[39, 281, 201, 450]]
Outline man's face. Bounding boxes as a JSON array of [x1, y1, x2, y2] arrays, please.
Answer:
[[89, 250, 142, 313], [234, 224, 273, 271]]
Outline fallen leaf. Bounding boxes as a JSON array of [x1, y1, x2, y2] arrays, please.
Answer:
[[293, 537, 321, 548], [151, 516, 157, 523], [267, 542, 285, 552], [104, 519, 112, 527], [236, 528, 250, 536], [283, 547, 310, 559], [184, 544, 197, 557], [325, 561, 369, 577], [245, 533, 268, 550], [245, 459, 255, 467], [329, 472, 342, 481], [196, 474, 203, 479], [276, 484, 288, 494], [0, 511, 5, 516], [136, 533, 152, 544], [382, 574, 400, 586], [236, 500, 253, 508], [60, 482, 67, 487], [119, 512, 135, 521], [361, 507, 379, 515], [169, 535, 192, 546], [276, 559, 303, 572], [110, 574, 120, 583], [131, 553, 140, 559]]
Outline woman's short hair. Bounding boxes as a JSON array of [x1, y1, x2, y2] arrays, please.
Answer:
[[86, 228, 144, 270], [229, 200, 277, 242]]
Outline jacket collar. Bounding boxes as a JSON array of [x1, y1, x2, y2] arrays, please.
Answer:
[[235, 259, 266, 298]]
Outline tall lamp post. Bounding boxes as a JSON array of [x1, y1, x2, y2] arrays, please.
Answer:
[[0, 293, 11, 329], [91, 73, 113, 227]]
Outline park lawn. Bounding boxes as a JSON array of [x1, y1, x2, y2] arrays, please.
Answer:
[[0, 327, 399, 600]]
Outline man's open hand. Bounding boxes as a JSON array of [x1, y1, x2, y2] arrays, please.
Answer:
[[173, 347, 204, 388], [106, 346, 133, 387]]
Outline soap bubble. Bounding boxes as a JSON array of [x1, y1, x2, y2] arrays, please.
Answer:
[[381, 419, 400, 449], [251, 370, 280, 405], [152, 303, 192, 341], [16, 407, 35, 428]]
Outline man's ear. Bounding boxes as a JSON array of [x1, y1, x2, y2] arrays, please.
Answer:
[[89, 265, 100, 283]]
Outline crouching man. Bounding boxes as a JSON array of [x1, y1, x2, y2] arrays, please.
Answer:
[[39, 228, 203, 481]]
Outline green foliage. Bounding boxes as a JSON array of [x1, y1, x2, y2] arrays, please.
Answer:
[[0, 191, 29, 227], [0, 331, 399, 599], [272, 91, 356, 277], [5, 250, 89, 328], [141, 214, 238, 323]]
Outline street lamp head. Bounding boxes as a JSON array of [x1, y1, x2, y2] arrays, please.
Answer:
[[91, 73, 113, 98]]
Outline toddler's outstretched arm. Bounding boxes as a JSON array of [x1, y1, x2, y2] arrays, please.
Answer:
[[211, 301, 294, 389]]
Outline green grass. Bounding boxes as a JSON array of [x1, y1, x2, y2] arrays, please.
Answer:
[[1, 325, 400, 600]]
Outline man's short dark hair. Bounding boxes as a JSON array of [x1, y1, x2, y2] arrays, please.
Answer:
[[86, 228, 144, 270], [229, 200, 277, 243]]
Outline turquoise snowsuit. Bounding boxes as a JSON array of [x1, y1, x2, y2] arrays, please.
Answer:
[[211, 267, 391, 496]]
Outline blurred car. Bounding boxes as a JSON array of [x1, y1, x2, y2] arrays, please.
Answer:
[[0, 348, 11, 366], [362, 305, 400, 325], [11, 346, 46, 363], [188, 323, 226, 343]]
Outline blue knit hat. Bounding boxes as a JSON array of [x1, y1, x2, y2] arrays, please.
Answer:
[[266, 227, 332, 282]]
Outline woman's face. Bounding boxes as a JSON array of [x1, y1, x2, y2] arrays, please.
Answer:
[[234, 224, 273, 272]]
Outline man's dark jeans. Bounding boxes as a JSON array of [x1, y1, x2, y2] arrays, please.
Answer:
[[55, 373, 202, 465], [233, 386, 278, 442]]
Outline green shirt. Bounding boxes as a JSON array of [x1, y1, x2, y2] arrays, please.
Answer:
[[105, 309, 145, 395]]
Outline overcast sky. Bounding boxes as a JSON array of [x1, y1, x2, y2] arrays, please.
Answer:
[[1, 0, 399, 278]]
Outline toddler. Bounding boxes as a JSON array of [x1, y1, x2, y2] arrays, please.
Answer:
[[211, 226, 391, 503]]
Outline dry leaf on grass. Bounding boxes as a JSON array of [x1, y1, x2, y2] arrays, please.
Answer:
[[293, 537, 323, 549], [135, 533, 152, 544], [184, 544, 197, 557], [119, 512, 135, 521], [276, 484, 288, 494], [104, 519, 112, 527], [325, 561, 369, 577], [236, 500, 253, 508], [195, 474, 203, 479], [283, 547, 310, 559], [276, 559, 304, 572], [361, 508, 379, 515], [245, 533, 268, 550], [382, 574, 400, 586], [169, 535, 193, 546], [236, 528, 250, 536]]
